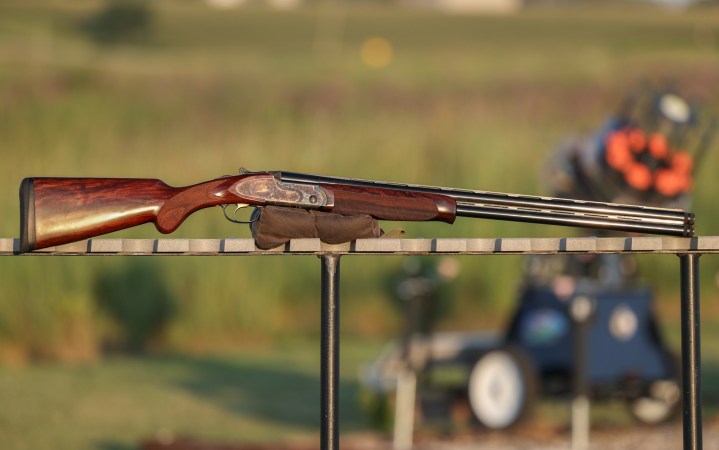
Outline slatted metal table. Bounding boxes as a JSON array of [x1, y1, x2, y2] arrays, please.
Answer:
[[2, 236, 716, 450]]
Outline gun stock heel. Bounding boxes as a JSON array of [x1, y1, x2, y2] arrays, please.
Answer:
[[19, 178, 36, 253]]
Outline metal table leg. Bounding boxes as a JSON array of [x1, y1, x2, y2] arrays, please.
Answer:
[[320, 254, 341, 450], [570, 296, 594, 450], [680, 254, 702, 450]]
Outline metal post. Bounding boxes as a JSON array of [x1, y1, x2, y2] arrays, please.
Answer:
[[393, 368, 416, 450], [570, 295, 593, 450], [320, 254, 341, 450], [680, 254, 702, 450]]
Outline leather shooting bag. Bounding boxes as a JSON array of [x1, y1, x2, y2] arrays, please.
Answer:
[[250, 206, 382, 250]]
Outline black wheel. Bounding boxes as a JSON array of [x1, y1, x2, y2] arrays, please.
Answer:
[[466, 346, 537, 429]]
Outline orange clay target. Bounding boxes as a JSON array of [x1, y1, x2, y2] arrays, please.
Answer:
[[604, 128, 694, 196]]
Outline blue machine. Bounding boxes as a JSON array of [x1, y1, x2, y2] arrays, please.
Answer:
[[504, 274, 681, 424], [360, 254, 682, 430]]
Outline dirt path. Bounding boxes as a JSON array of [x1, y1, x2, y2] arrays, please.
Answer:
[[143, 419, 719, 450]]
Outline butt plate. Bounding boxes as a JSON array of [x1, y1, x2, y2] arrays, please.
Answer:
[[19, 178, 36, 253]]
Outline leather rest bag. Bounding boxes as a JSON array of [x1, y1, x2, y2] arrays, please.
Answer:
[[250, 206, 382, 250]]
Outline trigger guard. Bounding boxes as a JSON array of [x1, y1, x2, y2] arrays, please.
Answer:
[[221, 204, 259, 224]]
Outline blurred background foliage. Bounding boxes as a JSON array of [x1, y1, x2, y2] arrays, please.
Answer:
[[80, 0, 155, 46], [93, 259, 176, 353], [0, 0, 718, 365]]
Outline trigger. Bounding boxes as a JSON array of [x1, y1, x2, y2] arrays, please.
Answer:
[[221, 204, 257, 224]]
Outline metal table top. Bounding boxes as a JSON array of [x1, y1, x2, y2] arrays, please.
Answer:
[[1, 236, 718, 256]]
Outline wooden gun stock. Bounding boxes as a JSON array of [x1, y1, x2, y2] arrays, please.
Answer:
[[20, 177, 243, 252]]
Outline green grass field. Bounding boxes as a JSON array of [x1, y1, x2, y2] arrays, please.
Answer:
[[1, 1, 719, 446], [0, 333, 718, 450], [0, 338, 385, 449]]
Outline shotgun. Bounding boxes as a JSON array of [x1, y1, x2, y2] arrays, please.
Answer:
[[19, 170, 695, 252]]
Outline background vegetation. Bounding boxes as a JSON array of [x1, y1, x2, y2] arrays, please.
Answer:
[[0, 0, 718, 447], [1, 0, 718, 360]]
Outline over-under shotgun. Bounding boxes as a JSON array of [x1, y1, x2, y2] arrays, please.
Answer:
[[19, 170, 695, 252]]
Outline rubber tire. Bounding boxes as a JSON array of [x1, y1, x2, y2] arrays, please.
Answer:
[[466, 346, 537, 430], [628, 352, 682, 426], [628, 378, 681, 425]]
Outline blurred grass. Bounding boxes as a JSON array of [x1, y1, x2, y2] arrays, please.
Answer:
[[0, 338, 384, 450], [0, 333, 717, 450], [0, 0, 718, 363]]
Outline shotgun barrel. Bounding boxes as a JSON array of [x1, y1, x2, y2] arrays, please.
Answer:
[[279, 172, 694, 237]]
